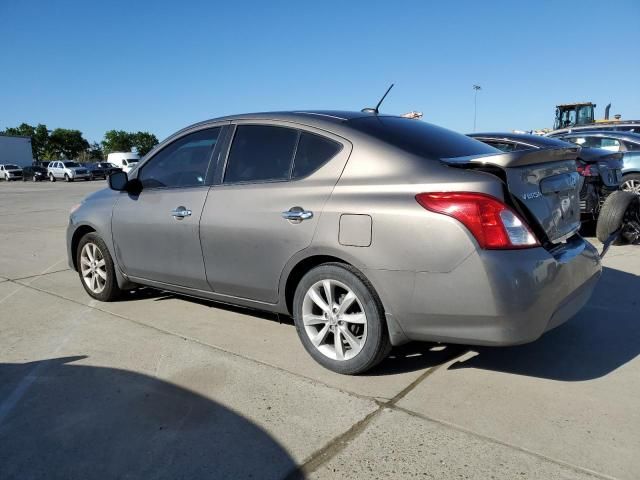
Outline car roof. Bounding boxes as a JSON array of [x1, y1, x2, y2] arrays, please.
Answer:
[[179, 110, 396, 135], [556, 130, 640, 142], [469, 132, 572, 149]]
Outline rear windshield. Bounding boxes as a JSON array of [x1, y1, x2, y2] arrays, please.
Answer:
[[347, 116, 498, 159], [64, 162, 80, 167], [4, 165, 19, 169]]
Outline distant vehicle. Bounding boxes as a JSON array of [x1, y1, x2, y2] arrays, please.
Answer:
[[35, 161, 50, 169], [469, 133, 623, 221], [47, 161, 91, 182], [0, 164, 23, 181], [107, 152, 140, 174], [548, 131, 640, 195], [94, 162, 122, 176], [547, 121, 640, 137], [67, 110, 601, 374], [21, 165, 47, 182], [85, 163, 108, 180]]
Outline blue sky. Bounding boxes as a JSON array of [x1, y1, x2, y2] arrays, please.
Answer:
[[2, 0, 639, 143]]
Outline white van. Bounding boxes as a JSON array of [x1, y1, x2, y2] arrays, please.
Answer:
[[107, 152, 140, 174]]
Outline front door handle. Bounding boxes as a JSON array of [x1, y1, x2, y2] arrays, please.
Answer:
[[281, 207, 313, 223], [171, 206, 192, 219]]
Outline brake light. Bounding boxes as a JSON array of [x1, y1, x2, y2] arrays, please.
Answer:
[[415, 192, 540, 249], [576, 160, 598, 177]]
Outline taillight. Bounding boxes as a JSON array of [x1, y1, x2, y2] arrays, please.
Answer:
[[576, 160, 598, 177], [415, 192, 540, 250]]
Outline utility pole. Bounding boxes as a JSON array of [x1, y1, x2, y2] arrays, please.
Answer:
[[473, 84, 481, 132]]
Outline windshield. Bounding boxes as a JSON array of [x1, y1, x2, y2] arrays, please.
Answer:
[[348, 116, 497, 159], [64, 162, 80, 168], [127, 160, 139, 164], [4, 165, 19, 169]]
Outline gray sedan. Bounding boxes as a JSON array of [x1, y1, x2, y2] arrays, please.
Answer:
[[66, 111, 601, 374]]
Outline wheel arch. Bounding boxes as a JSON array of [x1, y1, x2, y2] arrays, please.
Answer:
[[70, 225, 97, 271]]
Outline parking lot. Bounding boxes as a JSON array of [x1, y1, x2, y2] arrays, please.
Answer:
[[1, 180, 638, 479]]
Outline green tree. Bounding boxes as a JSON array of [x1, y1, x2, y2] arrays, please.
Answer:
[[102, 130, 134, 155], [1, 123, 50, 160], [131, 131, 159, 156], [88, 142, 104, 160], [45, 129, 90, 160]]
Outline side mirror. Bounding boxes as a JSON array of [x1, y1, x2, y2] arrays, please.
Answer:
[[108, 171, 143, 195], [108, 171, 128, 191]]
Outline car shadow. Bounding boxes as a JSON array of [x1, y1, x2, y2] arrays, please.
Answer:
[[0, 356, 301, 479], [447, 267, 640, 381]]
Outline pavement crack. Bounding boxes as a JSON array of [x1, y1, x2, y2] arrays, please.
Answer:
[[10, 268, 70, 282], [284, 352, 466, 479], [390, 405, 619, 480]]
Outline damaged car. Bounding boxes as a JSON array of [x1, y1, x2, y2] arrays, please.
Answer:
[[66, 111, 602, 374]]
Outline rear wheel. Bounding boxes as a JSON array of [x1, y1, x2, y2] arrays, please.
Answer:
[[76, 233, 121, 302], [293, 263, 391, 375], [621, 173, 640, 195], [596, 191, 639, 243]]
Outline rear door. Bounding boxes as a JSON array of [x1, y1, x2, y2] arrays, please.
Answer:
[[111, 126, 226, 289], [200, 121, 351, 303]]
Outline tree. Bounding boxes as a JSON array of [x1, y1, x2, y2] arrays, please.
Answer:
[[1, 123, 50, 160], [45, 129, 90, 160], [102, 130, 134, 155], [88, 142, 104, 160], [131, 131, 159, 156]]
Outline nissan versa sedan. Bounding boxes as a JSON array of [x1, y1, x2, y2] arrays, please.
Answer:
[[67, 111, 602, 374]]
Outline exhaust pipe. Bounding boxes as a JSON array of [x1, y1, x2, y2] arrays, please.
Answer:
[[604, 103, 611, 120]]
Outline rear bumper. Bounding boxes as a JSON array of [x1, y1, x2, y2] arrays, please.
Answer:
[[365, 236, 602, 346]]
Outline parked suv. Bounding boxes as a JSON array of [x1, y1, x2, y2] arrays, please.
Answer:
[[48, 161, 90, 182], [67, 111, 601, 374], [0, 164, 23, 181]]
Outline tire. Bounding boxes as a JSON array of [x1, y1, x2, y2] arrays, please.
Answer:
[[76, 232, 121, 302], [49, 173, 56, 182], [64, 173, 72, 182], [621, 173, 640, 196], [596, 191, 639, 243], [292, 262, 391, 375]]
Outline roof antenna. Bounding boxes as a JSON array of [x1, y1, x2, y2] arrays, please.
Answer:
[[361, 83, 394, 114]]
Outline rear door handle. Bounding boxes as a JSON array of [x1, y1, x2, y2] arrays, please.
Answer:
[[281, 208, 313, 222], [171, 206, 192, 219]]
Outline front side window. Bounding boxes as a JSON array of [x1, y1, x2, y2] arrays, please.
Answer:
[[139, 127, 221, 189], [224, 125, 298, 183]]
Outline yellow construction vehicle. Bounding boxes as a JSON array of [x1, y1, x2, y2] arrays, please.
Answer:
[[553, 102, 619, 130]]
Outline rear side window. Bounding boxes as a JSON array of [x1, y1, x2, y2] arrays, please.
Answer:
[[224, 125, 298, 183], [292, 132, 341, 179], [348, 116, 498, 159]]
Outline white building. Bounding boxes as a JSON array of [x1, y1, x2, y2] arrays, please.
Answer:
[[0, 135, 33, 167]]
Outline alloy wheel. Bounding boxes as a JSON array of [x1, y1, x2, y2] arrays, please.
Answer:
[[621, 179, 640, 195], [80, 242, 107, 294], [302, 279, 367, 361]]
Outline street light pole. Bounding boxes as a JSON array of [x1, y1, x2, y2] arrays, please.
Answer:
[[473, 84, 481, 132]]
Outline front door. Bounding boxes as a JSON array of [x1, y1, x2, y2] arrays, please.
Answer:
[[200, 122, 351, 303], [111, 126, 224, 290]]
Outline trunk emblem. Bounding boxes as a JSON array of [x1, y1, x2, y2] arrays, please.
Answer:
[[522, 191, 542, 200]]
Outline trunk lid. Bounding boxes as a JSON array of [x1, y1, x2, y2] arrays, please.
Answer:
[[443, 146, 582, 244], [578, 147, 623, 188]]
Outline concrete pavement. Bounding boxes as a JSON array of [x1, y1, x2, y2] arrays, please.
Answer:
[[1, 180, 638, 479]]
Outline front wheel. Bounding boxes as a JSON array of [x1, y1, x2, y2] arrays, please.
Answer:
[[49, 173, 56, 182], [293, 263, 391, 375], [64, 173, 72, 182], [77, 233, 121, 301]]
